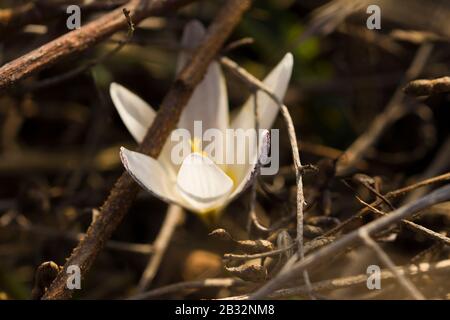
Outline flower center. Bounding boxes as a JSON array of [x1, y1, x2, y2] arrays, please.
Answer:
[[186, 137, 236, 190], [189, 137, 207, 157]]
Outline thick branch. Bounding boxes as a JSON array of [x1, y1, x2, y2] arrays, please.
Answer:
[[0, 1, 126, 31], [0, 0, 195, 91], [42, 0, 252, 300]]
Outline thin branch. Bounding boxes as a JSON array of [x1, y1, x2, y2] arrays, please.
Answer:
[[222, 37, 254, 53], [130, 278, 247, 300], [220, 55, 313, 295], [386, 172, 450, 198], [336, 43, 434, 176], [42, 0, 252, 300], [5, 218, 154, 255], [352, 174, 395, 210], [137, 205, 184, 292], [22, 8, 136, 92], [0, 1, 127, 31], [247, 91, 263, 233], [224, 243, 296, 261], [356, 196, 450, 246], [324, 172, 450, 237], [401, 136, 450, 203], [249, 183, 450, 299], [358, 228, 425, 300], [0, 0, 196, 91], [223, 259, 450, 300]]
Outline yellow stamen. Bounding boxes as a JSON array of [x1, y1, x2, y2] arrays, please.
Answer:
[[189, 137, 208, 157], [186, 137, 238, 226]]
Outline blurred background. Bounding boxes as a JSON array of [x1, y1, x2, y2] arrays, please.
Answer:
[[0, 0, 449, 299]]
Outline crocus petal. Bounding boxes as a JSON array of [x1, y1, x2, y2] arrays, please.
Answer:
[[111, 83, 179, 179], [176, 20, 229, 160], [120, 147, 184, 206], [176, 20, 206, 74], [110, 83, 156, 143], [227, 130, 271, 201], [176, 152, 233, 211], [231, 53, 294, 131]]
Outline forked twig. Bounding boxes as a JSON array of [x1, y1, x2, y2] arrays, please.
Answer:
[[336, 43, 434, 175], [23, 9, 136, 92], [223, 259, 450, 300], [324, 172, 450, 237], [0, 0, 197, 91], [249, 183, 450, 299], [356, 196, 450, 246], [220, 56, 313, 295], [358, 229, 425, 300]]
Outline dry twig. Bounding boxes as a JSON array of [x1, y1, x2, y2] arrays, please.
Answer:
[[358, 228, 425, 300], [404, 76, 450, 96], [250, 183, 450, 299], [42, 0, 252, 300], [0, 0, 196, 91], [223, 259, 450, 300], [324, 172, 450, 237], [336, 43, 433, 175], [356, 197, 450, 246], [137, 205, 184, 292], [131, 278, 247, 300], [220, 55, 313, 294]]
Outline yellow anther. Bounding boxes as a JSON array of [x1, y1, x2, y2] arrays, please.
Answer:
[[190, 137, 208, 157]]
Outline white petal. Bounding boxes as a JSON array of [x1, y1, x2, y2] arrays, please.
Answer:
[[176, 20, 229, 157], [228, 130, 271, 201], [120, 147, 182, 206], [111, 83, 179, 178], [157, 139, 179, 180], [110, 83, 156, 143], [231, 53, 294, 130], [178, 62, 228, 135], [176, 153, 233, 211], [176, 20, 206, 73]]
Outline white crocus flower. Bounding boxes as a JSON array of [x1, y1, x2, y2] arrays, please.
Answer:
[[110, 20, 293, 217]]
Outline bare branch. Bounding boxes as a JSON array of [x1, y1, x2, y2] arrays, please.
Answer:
[[42, 0, 252, 300], [358, 228, 425, 300], [220, 55, 313, 295], [356, 196, 450, 246], [250, 183, 450, 299], [223, 259, 450, 300], [0, 0, 196, 91], [137, 205, 184, 292], [336, 43, 433, 176]]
